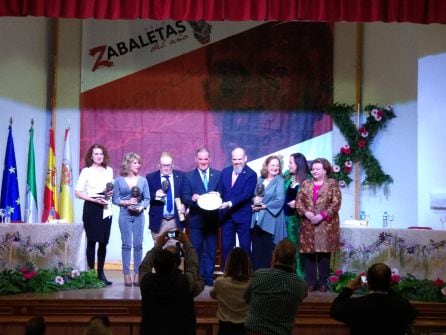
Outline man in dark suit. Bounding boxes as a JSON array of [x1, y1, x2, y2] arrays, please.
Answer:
[[182, 148, 221, 286], [330, 263, 418, 335], [218, 147, 257, 269], [146, 152, 185, 242]]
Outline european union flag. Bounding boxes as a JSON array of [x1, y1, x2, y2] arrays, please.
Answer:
[[1, 124, 22, 222]]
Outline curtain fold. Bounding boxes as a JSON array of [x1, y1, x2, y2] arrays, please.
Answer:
[[2, 0, 446, 23]]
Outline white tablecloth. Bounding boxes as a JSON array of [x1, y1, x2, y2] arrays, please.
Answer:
[[337, 227, 446, 279], [0, 223, 86, 270]]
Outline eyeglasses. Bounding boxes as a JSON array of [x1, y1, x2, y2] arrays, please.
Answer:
[[160, 164, 172, 167]]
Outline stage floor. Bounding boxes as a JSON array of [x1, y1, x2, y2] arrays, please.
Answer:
[[0, 270, 337, 302], [1, 271, 446, 335]]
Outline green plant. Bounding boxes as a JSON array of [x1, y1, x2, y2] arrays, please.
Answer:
[[328, 269, 446, 303], [325, 103, 396, 191], [0, 263, 104, 296]]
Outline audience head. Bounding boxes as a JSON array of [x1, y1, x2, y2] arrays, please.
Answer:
[[84, 144, 109, 168], [25, 316, 46, 335], [289, 153, 310, 182], [159, 152, 174, 176], [224, 247, 253, 281], [120, 152, 141, 176], [231, 147, 247, 174], [84, 315, 112, 335], [260, 155, 283, 178], [366, 263, 392, 291], [153, 246, 181, 276], [272, 239, 297, 269]]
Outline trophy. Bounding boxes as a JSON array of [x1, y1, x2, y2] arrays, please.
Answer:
[[253, 183, 265, 207], [129, 186, 141, 211], [103, 182, 114, 201], [156, 179, 170, 202]]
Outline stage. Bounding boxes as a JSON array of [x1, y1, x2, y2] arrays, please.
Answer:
[[1, 271, 445, 335]]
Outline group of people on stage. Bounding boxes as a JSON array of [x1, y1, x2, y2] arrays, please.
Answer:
[[72, 143, 418, 335], [74, 143, 342, 292]]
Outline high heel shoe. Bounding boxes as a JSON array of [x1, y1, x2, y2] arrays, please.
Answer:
[[133, 273, 139, 286], [97, 270, 113, 286], [124, 274, 132, 287]]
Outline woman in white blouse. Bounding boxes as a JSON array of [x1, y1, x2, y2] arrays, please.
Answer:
[[75, 144, 114, 285]]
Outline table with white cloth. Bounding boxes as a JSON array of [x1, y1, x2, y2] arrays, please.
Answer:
[[0, 223, 86, 270], [335, 227, 446, 280]]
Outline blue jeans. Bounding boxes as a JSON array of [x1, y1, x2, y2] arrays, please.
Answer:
[[119, 212, 145, 275]]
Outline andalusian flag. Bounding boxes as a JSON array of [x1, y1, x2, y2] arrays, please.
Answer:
[[42, 128, 58, 222], [0, 122, 21, 222], [25, 124, 38, 223], [59, 127, 74, 223]]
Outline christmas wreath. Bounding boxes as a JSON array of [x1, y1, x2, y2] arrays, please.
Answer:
[[325, 103, 396, 189]]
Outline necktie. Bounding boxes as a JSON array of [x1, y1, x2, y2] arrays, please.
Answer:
[[163, 175, 173, 213], [202, 170, 208, 191]]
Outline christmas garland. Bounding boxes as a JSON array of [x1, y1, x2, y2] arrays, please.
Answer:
[[325, 103, 396, 189]]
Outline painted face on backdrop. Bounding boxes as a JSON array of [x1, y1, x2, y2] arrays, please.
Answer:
[[204, 21, 333, 163]]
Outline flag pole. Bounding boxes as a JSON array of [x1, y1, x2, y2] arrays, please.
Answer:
[[354, 23, 363, 220]]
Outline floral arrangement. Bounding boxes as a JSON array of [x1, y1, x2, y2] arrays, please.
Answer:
[[328, 268, 446, 303], [0, 231, 71, 269], [0, 262, 104, 296], [325, 103, 396, 190]]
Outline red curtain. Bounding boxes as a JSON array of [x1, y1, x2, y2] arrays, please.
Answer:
[[1, 0, 446, 23]]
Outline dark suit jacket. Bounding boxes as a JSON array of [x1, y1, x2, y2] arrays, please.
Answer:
[[330, 287, 418, 335], [217, 165, 257, 223], [146, 169, 185, 233], [182, 168, 221, 229]]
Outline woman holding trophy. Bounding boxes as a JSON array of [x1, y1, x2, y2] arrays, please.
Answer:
[[112, 152, 150, 286]]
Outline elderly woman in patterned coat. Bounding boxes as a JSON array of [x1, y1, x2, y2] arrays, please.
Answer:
[[296, 157, 341, 293]]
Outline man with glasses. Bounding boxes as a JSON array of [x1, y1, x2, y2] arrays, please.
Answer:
[[146, 152, 185, 242]]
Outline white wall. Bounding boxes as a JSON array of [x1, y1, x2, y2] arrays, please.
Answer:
[[2, 18, 446, 266]]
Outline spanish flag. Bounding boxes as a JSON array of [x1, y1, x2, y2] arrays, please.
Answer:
[[42, 128, 58, 222], [58, 127, 74, 223]]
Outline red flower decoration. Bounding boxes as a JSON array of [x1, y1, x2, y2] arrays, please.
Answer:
[[340, 145, 351, 155], [329, 275, 339, 283], [391, 274, 401, 283], [23, 271, 37, 280], [358, 140, 366, 148], [335, 269, 343, 276], [344, 166, 352, 173], [434, 278, 444, 286], [359, 127, 367, 133]]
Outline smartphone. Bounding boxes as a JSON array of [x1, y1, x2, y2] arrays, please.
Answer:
[[167, 231, 179, 239], [361, 275, 367, 284]]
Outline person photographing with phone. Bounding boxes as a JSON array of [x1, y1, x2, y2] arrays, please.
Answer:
[[330, 263, 418, 335], [138, 230, 205, 335]]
